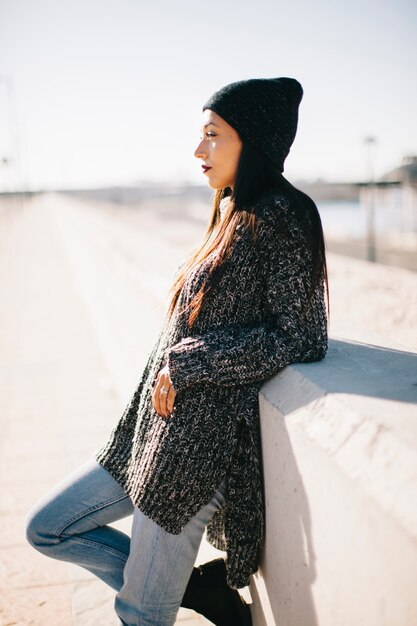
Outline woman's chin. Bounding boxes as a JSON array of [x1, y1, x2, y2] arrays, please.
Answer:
[[206, 177, 223, 191]]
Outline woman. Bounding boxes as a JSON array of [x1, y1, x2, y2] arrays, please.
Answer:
[[25, 76, 328, 626]]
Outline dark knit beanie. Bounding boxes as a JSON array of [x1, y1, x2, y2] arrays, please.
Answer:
[[203, 77, 303, 172]]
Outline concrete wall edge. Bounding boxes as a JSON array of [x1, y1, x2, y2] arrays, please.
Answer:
[[259, 352, 417, 543]]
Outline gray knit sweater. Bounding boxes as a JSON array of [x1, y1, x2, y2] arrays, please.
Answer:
[[95, 189, 328, 589]]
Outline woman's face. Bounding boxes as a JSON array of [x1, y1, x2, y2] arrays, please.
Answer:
[[194, 109, 242, 190]]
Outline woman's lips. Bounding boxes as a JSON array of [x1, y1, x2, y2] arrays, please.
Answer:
[[202, 165, 212, 174]]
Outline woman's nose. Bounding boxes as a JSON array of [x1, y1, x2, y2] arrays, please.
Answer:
[[194, 140, 206, 159]]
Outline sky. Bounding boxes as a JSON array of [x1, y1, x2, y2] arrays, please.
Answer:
[[0, 0, 416, 191]]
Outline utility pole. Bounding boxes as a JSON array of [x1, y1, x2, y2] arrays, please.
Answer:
[[0, 75, 23, 205], [364, 136, 377, 263]]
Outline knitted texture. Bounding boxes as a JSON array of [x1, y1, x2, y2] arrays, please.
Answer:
[[95, 189, 328, 589], [203, 77, 303, 172]]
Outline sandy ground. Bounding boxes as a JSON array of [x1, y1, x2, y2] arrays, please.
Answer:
[[0, 192, 416, 625]]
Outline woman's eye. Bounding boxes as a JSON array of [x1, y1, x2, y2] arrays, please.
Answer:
[[198, 132, 217, 140]]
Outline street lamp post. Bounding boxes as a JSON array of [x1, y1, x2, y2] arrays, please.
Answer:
[[364, 136, 377, 263], [0, 75, 23, 203]]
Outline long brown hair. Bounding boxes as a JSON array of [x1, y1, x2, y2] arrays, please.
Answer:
[[166, 141, 329, 328]]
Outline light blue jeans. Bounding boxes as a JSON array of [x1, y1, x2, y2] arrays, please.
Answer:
[[25, 458, 227, 626]]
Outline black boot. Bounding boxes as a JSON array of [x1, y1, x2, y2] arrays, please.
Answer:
[[181, 558, 252, 626]]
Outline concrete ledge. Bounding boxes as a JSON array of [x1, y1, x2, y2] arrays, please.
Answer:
[[251, 337, 417, 626]]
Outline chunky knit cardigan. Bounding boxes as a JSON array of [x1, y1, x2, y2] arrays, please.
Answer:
[[95, 189, 328, 589]]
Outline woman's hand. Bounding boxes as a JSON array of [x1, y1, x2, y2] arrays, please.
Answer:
[[151, 363, 177, 418]]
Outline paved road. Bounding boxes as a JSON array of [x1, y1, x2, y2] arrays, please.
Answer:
[[0, 193, 217, 625]]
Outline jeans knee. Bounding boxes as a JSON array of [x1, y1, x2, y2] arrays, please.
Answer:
[[25, 504, 57, 551], [25, 507, 42, 548]]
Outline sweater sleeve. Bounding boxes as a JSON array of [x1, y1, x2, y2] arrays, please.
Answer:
[[165, 210, 327, 390]]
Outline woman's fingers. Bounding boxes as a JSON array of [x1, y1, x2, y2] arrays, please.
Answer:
[[152, 368, 177, 418], [151, 381, 161, 415], [159, 382, 176, 417], [166, 386, 176, 416], [152, 371, 164, 415]]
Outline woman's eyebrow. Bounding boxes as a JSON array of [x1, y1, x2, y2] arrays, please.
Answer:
[[203, 122, 219, 128]]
